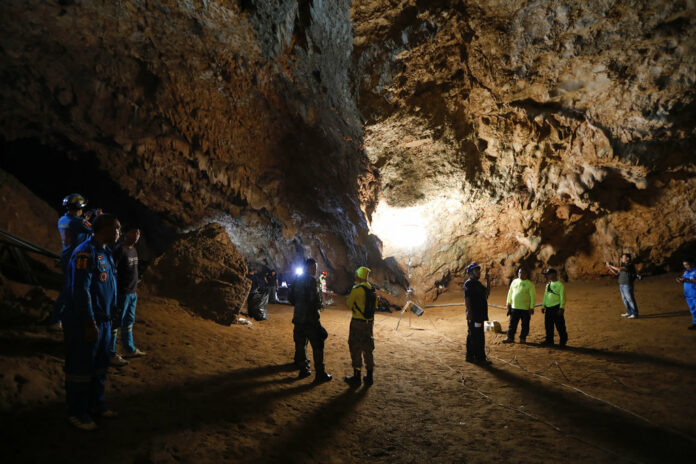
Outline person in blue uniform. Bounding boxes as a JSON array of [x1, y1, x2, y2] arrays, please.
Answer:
[[676, 258, 696, 330], [51, 194, 94, 329], [63, 214, 120, 430]]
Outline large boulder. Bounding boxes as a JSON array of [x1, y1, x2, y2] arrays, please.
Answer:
[[146, 223, 250, 325]]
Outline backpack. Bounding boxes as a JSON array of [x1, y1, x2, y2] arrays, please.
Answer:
[[361, 284, 377, 320]]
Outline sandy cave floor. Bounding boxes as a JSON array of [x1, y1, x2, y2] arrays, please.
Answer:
[[1, 274, 696, 464]]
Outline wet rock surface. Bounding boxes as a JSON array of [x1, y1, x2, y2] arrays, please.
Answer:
[[146, 223, 251, 325]]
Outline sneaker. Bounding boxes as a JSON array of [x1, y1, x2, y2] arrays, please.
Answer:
[[124, 348, 146, 358], [68, 415, 97, 431], [620, 313, 630, 317], [297, 368, 312, 379], [628, 315, 638, 319], [540, 340, 554, 346], [502, 338, 514, 344], [688, 325, 696, 331], [476, 359, 492, 366], [110, 354, 129, 367], [363, 371, 374, 386], [519, 338, 527, 344]]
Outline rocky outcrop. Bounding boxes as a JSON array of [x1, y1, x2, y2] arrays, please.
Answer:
[[353, 1, 696, 297], [145, 223, 250, 325]]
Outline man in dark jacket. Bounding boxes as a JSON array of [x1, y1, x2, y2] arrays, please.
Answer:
[[464, 262, 491, 365], [288, 258, 332, 383]]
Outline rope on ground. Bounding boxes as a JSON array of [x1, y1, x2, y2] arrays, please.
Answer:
[[384, 326, 642, 464], [384, 321, 696, 447]]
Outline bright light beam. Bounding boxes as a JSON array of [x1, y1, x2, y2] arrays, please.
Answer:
[[370, 204, 428, 251]]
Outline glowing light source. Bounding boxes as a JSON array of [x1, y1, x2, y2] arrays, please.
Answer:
[[370, 204, 428, 251], [295, 266, 304, 276]]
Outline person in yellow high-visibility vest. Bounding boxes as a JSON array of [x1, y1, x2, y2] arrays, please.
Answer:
[[540, 268, 568, 347], [344, 266, 376, 386], [503, 267, 536, 344]]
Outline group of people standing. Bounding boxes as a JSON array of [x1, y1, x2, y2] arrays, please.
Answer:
[[288, 259, 376, 386], [463, 253, 696, 364], [54, 193, 144, 430], [463, 263, 567, 365]]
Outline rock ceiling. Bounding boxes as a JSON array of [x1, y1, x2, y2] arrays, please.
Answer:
[[1, 0, 694, 297]]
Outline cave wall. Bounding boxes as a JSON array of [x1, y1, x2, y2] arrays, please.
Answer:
[[0, 0, 385, 291], [353, 0, 696, 297], [2, 0, 695, 300]]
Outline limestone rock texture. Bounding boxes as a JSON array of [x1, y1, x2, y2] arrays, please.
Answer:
[[1, 1, 695, 300], [145, 223, 250, 324], [0, 0, 382, 293], [353, 0, 696, 298]]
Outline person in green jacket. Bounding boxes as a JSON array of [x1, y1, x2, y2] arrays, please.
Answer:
[[503, 267, 536, 344], [540, 268, 568, 347]]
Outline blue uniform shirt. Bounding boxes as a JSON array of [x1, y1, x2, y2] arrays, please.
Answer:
[[684, 269, 696, 298], [66, 238, 117, 323], [58, 213, 92, 269]]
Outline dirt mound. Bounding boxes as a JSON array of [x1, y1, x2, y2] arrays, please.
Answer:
[[145, 223, 250, 325]]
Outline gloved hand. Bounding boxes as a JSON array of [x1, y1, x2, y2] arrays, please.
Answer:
[[530, 308, 535, 316], [559, 308, 565, 316], [541, 307, 546, 314]]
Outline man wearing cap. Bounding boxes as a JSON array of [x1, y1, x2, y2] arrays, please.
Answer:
[[464, 263, 491, 365], [503, 267, 536, 344], [540, 269, 568, 347], [344, 266, 376, 386], [288, 258, 332, 383]]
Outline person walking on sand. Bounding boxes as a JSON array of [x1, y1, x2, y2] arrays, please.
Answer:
[[605, 253, 639, 319], [464, 262, 491, 365], [676, 258, 696, 330], [540, 268, 568, 348], [503, 267, 536, 344], [344, 266, 377, 386]]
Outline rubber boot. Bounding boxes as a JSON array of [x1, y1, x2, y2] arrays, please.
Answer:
[[363, 369, 373, 386], [344, 368, 361, 386]]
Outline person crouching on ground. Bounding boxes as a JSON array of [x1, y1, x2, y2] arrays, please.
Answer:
[[344, 266, 376, 386], [676, 258, 696, 330], [64, 214, 120, 430], [109, 226, 146, 366], [540, 268, 568, 348], [288, 258, 332, 383], [464, 262, 491, 365], [503, 267, 536, 344]]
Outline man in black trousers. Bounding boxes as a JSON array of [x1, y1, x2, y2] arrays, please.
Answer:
[[464, 262, 491, 365], [288, 258, 332, 383]]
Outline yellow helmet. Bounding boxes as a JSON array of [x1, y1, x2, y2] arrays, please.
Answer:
[[355, 266, 371, 280]]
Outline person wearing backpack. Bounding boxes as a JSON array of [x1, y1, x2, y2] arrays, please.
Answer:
[[344, 266, 376, 386]]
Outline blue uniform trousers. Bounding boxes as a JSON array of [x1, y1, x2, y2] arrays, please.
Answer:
[[687, 297, 696, 325], [109, 293, 138, 355], [64, 320, 111, 419]]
